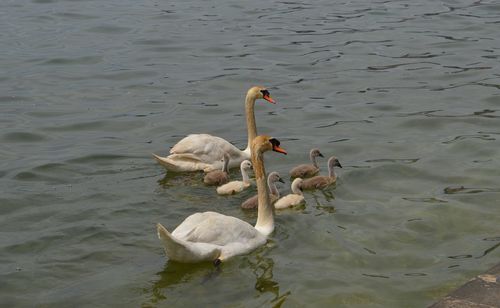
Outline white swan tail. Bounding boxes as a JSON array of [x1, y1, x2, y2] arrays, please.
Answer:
[[156, 223, 220, 262]]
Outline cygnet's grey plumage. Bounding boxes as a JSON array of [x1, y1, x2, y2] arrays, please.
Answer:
[[241, 171, 284, 210], [301, 156, 342, 190], [203, 153, 230, 186], [289, 148, 324, 179]]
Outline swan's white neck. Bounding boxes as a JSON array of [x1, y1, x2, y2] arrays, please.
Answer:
[[244, 93, 258, 153], [253, 151, 274, 236]]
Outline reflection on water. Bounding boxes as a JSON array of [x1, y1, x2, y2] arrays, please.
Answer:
[[144, 248, 289, 307]]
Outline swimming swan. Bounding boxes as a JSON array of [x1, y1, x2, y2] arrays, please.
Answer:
[[216, 160, 252, 195], [289, 148, 324, 178], [301, 156, 342, 190], [153, 86, 275, 172], [156, 135, 287, 264], [203, 153, 230, 186], [274, 178, 305, 209], [241, 171, 284, 210]]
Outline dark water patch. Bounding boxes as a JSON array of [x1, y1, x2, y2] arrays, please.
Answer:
[[362, 273, 390, 279], [328, 138, 350, 143], [483, 237, 500, 241], [367, 61, 440, 71], [364, 247, 376, 255], [404, 273, 427, 277], [476, 241, 500, 259], [53, 12, 97, 20], [14, 171, 68, 184], [444, 186, 500, 195], [0, 96, 32, 103], [133, 39, 174, 46], [2, 132, 48, 142], [66, 154, 132, 165], [316, 120, 372, 129], [448, 254, 473, 260], [187, 74, 239, 84], [365, 158, 419, 164], [86, 25, 131, 34], [42, 56, 102, 65], [403, 197, 448, 204], [92, 70, 157, 81], [442, 134, 495, 144]]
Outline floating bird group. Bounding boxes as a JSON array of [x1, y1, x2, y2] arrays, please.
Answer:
[[154, 86, 342, 265]]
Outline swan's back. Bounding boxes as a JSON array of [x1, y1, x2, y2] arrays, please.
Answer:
[[301, 175, 335, 190], [289, 164, 319, 178], [172, 212, 265, 246], [274, 194, 305, 209]]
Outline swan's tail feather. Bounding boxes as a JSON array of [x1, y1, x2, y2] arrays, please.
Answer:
[[152, 154, 185, 172], [156, 223, 220, 263], [152, 153, 212, 172]]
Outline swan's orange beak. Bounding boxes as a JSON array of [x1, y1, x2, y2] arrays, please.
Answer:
[[263, 94, 276, 104], [272, 145, 287, 155]]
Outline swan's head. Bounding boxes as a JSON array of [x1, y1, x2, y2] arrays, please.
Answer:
[[240, 159, 253, 170], [268, 171, 285, 184], [291, 177, 304, 193], [247, 86, 275, 104], [252, 135, 287, 155], [310, 148, 324, 158], [328, 156, 342, 168]]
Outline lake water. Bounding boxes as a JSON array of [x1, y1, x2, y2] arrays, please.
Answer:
[[1, 0, 499, 306]]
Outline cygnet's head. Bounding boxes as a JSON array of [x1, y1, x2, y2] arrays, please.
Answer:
[[328, 156, 342, 168], [310, 148, 324, 158], [240, 160, 253, 170], [268, 171, 285, 184], [291, 178, 304, 193]]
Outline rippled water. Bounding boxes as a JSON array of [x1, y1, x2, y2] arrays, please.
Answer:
[[1, 0, 500, 306]]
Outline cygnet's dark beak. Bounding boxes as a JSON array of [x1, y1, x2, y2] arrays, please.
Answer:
[[319, 152, 324, 158], [335, 159, 342, 168], [278, 177, 285, 184]]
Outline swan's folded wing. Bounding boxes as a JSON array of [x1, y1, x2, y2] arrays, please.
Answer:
[[173, 212, 261, 246], [170, 134, 227, 156]]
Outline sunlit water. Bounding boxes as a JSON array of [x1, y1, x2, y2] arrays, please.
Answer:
[[1, 0, 500, 306]]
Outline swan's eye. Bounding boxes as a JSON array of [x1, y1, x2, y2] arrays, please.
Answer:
[[269, 138, 280, 146], [260, 89, 270, 97]]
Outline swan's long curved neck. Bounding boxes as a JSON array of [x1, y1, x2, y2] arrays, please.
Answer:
[[253, 150, 274, 236], [244, 94, 257, 152]]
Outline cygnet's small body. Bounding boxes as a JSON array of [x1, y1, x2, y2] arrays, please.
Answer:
[[274, 178, 306, 209], [216, 160, 253, 195], [289, 148, 324, 179], [204, 153, 230, 186], [301, 156, 342, 190], [241, 171, 284, 210]]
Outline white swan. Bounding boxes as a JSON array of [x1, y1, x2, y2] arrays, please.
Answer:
[[216, 160, 253, 195], [241, 171, 284, 210], [157, 135, 287, 264], [203, 153, 230, 186], [152, 86, 275, 172], [274, 178, 306, 209], [301, 156, 342, 190], [289, 148, 324, 178]]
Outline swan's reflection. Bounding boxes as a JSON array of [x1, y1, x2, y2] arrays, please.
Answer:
[[144, 247, 290, 306]]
